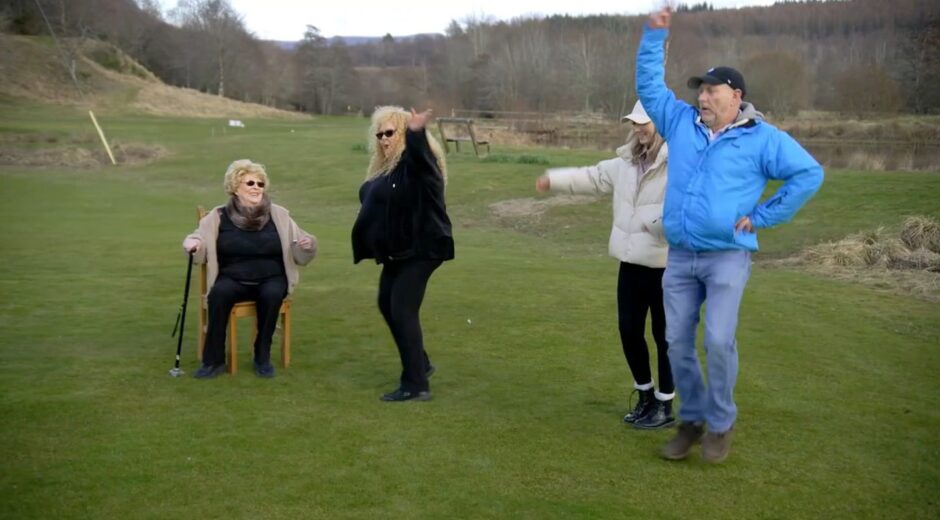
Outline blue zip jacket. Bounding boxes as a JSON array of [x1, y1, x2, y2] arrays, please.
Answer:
[[636, 26, 823, 252]]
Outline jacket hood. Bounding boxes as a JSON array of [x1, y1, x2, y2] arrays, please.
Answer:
[[737, 101, 765, 124], [695, 101, 765, 131]]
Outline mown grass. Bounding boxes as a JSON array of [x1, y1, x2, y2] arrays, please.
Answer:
[[0, 100, 938, 519]]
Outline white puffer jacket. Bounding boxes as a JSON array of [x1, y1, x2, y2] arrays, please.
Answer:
[[546, 136, 668, 268]]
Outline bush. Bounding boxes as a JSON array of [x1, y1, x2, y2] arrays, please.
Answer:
[[482, 153, 549, 165]]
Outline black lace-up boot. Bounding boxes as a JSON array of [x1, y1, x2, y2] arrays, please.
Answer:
[[623, 388, 655, 423], [633, 398, 676, 430]]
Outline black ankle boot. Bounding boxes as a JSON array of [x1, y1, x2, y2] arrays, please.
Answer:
[[623, 389, 655, 423], [633, 398, 676, 430]]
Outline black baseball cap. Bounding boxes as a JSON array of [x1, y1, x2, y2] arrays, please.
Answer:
[[687, 66, 746, 97]]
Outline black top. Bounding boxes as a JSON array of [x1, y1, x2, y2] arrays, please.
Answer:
[[217, 209, 286, 282], [352, 129, 455, 264]]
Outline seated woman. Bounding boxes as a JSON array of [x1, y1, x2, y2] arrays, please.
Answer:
[[183, 159, 317, 379]]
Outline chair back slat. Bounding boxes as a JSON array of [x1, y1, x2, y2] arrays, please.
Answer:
[[196, 206, 207, 298]]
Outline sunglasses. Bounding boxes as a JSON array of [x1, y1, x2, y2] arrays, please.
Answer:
[[375, 129, 395, 140], [244, 180, 266, 188]]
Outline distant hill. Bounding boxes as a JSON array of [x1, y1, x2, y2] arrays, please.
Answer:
[[0, 34, 307, 119], [271, 33, 443, 51]]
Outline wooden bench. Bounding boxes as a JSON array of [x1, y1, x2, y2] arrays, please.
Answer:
[[436, 117, 490, 157]]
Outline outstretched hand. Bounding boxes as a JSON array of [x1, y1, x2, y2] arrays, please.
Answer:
[[535, 176, 551, 193], [648, 6, 672, 29], [409, 108, 433, 131]]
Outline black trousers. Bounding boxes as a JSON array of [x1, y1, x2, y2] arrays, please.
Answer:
[[203, 275, 287, 367], [617, 262, 673, 394], [378, 258, 442, 392]]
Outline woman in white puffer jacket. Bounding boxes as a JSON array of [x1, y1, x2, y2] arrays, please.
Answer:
[[536, 100, 674, 430]]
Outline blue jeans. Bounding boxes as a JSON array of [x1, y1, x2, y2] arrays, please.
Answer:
[[662, 248, 751, 432]]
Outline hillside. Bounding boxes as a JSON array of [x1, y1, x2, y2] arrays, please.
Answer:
[[0, 34, 307, 120]]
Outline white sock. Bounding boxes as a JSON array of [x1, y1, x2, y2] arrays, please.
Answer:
[[634, 381, 654, 391], [654, 390, 675, 401]]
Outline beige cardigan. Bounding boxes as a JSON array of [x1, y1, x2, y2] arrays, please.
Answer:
[[546, 135, 668, 268], [185, 204, 317, 295]]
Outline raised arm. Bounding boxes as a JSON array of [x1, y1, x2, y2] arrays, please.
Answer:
[[635, 8, 690, 141], [404, 108, 444, 178]]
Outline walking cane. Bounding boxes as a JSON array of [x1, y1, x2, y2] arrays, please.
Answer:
[[169, 252, 194, 377]]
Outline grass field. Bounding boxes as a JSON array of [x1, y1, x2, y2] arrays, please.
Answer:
[[1, 100, 938, 519]]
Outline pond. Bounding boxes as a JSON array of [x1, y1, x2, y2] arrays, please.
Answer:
[[547, 132, 940, 172], [801, 142, 940, 172]]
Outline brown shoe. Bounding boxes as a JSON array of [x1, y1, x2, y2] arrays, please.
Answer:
[[702, 427, 734, 463], [660, 421, 705, 460]]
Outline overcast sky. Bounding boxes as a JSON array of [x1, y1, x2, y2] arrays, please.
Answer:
[[156, 0, 779, 41]]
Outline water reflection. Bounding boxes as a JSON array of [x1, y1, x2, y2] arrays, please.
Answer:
[[802, 142, 940, 172], [548, 133, 940, 172]]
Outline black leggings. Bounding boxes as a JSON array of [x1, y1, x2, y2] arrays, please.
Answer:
[[617, 262, 673, 394], [378, 259, 442, 392], [203, 275, 287, 367]]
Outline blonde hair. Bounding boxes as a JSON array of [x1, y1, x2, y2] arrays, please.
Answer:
[[366, 106, 447, 183], [223, 159, 269, 195], [631, 126, 665, 165]]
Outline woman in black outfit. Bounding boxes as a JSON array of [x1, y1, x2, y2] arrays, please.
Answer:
[[352, 106, 454, 402], [183, 160, 317, 379]]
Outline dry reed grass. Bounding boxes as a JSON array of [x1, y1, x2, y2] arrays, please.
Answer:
[[776, 113, 940, 143], [791, 216, 940, 300], [899, 215, 940, 253]]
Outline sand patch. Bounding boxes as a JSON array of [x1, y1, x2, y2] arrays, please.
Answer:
[[489, 195, 600, 220], [0, 141, 168, 168]]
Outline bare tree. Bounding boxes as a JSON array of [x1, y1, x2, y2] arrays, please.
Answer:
[[170, 0, 245, 97], [831, 65, 905, 115], [743, 51, 809, 117], [295, 26, 359, 114]]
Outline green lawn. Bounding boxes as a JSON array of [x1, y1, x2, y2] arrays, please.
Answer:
[[1, 101, 938, 519]]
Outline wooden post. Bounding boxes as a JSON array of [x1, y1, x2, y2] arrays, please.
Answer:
[[437, 120, 450, 153], [88, 110, 116, 166], [467, 119, 480, 157]]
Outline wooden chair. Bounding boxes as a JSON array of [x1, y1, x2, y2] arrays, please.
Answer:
[[195, 206, 292, 375], [436, 117, 490, 157]]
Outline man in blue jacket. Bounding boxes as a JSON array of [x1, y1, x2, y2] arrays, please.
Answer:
[[637, 7, 823, 463]]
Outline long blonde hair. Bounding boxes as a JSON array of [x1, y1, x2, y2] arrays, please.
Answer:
[[631, 128, 665, 165], [366, 106, 447, 184]]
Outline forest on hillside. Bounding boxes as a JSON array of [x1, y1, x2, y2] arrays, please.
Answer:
[[4, 0, 940, 118]]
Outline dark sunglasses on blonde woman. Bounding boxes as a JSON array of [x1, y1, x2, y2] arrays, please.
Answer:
[[245, 180, 265, 188], [375, 129, 395, 139]]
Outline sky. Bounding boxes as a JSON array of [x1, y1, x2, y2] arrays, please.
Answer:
[[157, 0, 780, 41]]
